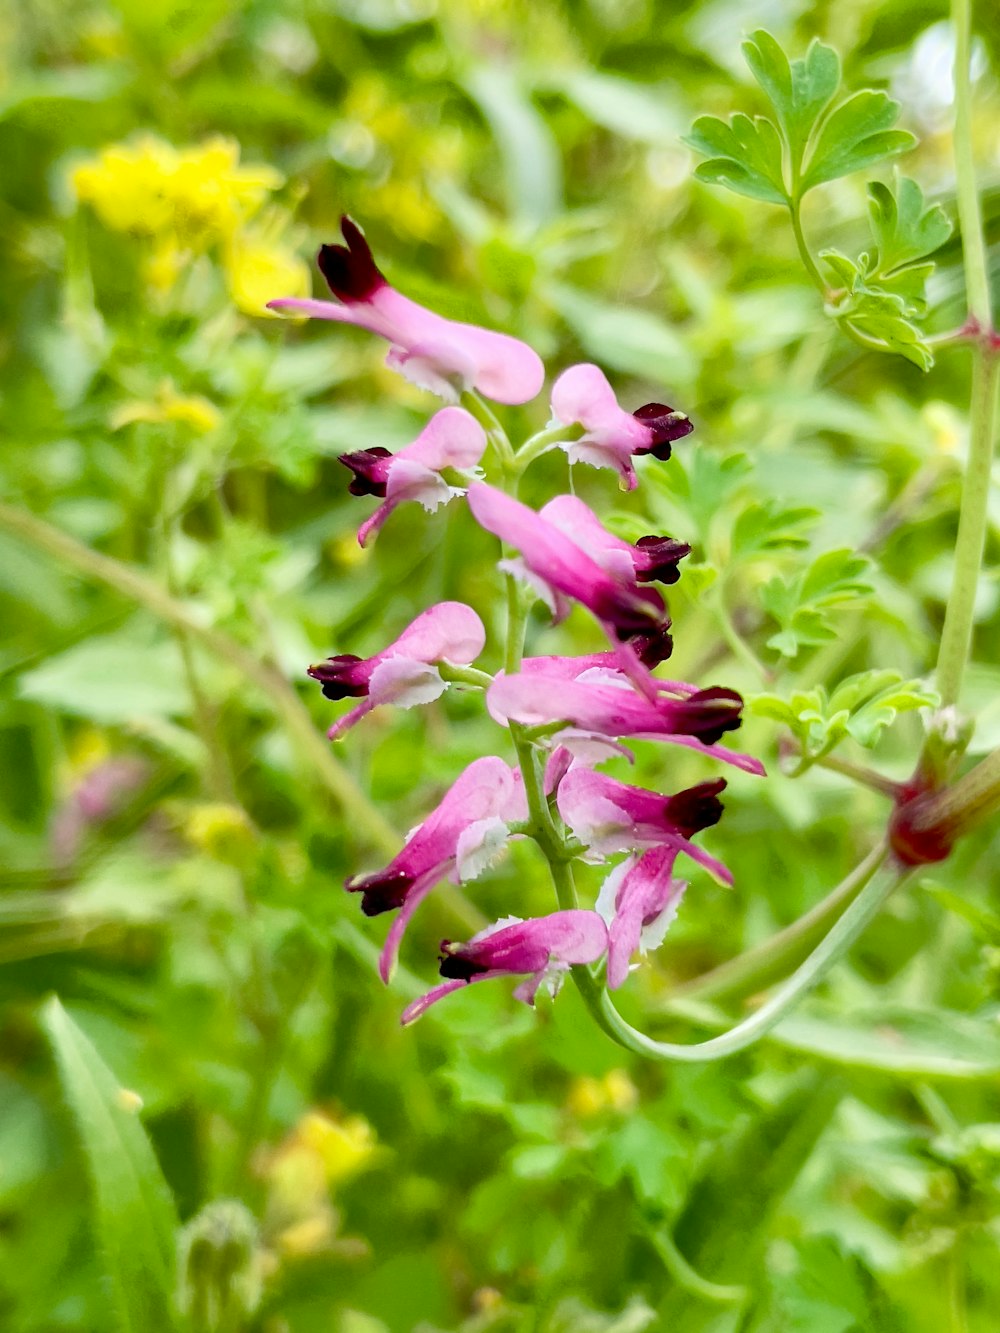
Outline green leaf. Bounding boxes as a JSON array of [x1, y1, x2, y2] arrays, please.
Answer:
[[730, 501, 818, 559], [760, 549, 873, 658], [774, 1005, 1000, 1078], [821, 247, 936, 368], [742, 31, 840, 160], [42, 997, 178, 1332], [867, 177, 952, 272], [801, 90, 914, 191], [463, 65, 563, 227], [686, 113, 788, 205], [545, 282, 697, 384]]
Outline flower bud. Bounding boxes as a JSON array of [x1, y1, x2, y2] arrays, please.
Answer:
[[177, 1200, 263, 1333]]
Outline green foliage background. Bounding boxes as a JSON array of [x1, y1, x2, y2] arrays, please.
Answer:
[[2, 0, 1000, 1329]]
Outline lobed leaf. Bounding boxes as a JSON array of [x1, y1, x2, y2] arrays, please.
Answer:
[[867, 177, 952, 272], [801, 90, 914, 191], [742, 30, 840, 160], [686, 113, 788, 205]]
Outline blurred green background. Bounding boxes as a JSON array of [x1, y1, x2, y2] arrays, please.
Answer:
[[3, 0, 1000, 1329]]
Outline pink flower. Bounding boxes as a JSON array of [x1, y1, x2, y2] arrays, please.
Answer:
[[346, 756, 525, 981], [597, 847, 687, 989], [541, 494, 690, 587], [466, 482, 673, 667], [400, 910, 609, 1024], [549, 363, 694, 489], [267, 217, 545, 405], [337, 406, 486, 547], [556, 769, 732, 884], [309, 602, 486, 740], [487, 667, 765, 773]]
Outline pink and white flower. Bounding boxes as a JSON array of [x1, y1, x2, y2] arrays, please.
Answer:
[[597, 846, 687, 989], [549, 363, 694, 490], [338, 406, 487, 546], [345, 756, 525, 981], [556, 769, 731, 884], [540, 494, 690, 587], [309, 601, 486, 740], [400, 910, 609, 1024], [268, 217, 545, 404], [466, 482, 673, 667]]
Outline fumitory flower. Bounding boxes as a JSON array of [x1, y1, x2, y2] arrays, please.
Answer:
[[556, 769, 732, 884], [345, 756, 525, 981], [548, 363, 694, 490], [596, 847, 687, 990], [267, 217, 545, 404], [466, 482, 673, 668], [400, 910, 609, 1024], [309, 601, 486, 739], [540, 494, 691, 587], [338, 406, 487, 546]]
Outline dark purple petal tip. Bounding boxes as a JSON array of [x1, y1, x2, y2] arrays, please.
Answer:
[[664, 778, 727, 837], [318, 217, 386, 303], [438, 947, 491, 981], [346, 868, 414, 916], [308, 654, 369, 700], [339, 446, 393, 497], [632, 403, 695, 460], [630, 624, 675, 666], [688, 687, 744, 745], [633, 535, 692, 585]]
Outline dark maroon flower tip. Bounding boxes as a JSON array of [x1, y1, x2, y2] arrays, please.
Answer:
[[630, 624, 675, 666], [308, 654, 369, 701], [664, 778, 727, 837], [438, 945, 491, 981], [688, 687, 744, 745], [318, 217, 386, 303], [632, 403, 695, 460], [633, 535, 692, 585], [346, 868, 414, 916], [339, 446, 393, 497]]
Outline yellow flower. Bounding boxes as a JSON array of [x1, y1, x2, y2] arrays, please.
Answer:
[[225, 228, 310, 318], [110, 380, 222, 434], [184, 804, 257, 863], [566, 1068, 638, 1119]]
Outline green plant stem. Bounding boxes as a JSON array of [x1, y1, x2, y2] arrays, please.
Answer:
[[650, 1228, 748, 1305], [906, 741, 1000, 838], [461, 389, 516, 473], [952, 0, 992, 331], [669, 840, 890, 1005], [712, 594, 770, 682], [802, 752, 902, 798], [0, 500, 400, 858], [573, 854, 908, 1063], [789, 197, 827, 294], [514, 422, 585, 473]]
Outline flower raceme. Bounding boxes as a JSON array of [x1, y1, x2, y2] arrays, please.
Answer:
[[267, 217, 544, 404], [400, 911, 610, 1025], [309, 602, 486, 739], [338, 406, 486, 546], [548, 363, 694, 490], [345, 756, 526, 982]]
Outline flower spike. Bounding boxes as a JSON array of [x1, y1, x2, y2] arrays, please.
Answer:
[[268, 217, 545, 404], [400, 910, 609, 1024]]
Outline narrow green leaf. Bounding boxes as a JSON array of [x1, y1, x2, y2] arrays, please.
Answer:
[[42, 997, 178, 1333], [463, 65, 563, 227], [774, 1006, 1000, 1078], [802, 91, 914, 190]]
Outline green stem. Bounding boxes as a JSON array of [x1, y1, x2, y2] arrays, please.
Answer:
[[650, 1229, 748, 1306], [712, 595, 770, 682], [952, 0, 992, 331], [906, 741, 1000, 837], [514, 422, 585, 473], [669, 840, 890, 1006], [573, 853, 908, 1062], [934, 350, 999, 708], [436, 663, 494, 688], [789, 197, 827, 294], [0, 500, 401, 859], [461, 390, 516, 474]]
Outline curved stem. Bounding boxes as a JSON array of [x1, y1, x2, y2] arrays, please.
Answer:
[[572, 851, 908, 1063], [514, 422, 585, 473], [461, 390, 516, 473], [789, 197, 827, 294], [650, 1228, 748, 1305]]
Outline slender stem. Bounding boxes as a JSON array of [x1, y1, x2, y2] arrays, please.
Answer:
[[908, 741, 1000, 835], [712, 594, 770, 682], [461, 390, 516, 473], [650, 1229, 748, 1305], [789, 198, 827, 294], [669, 841, 890, 1005], [811, 753, 903, 798], [572, 854, 908, 1063], [952, 0, 992, 330], [514, 423, 585, 473], [934, 351, 999, 707], [0, 500, 401, 858], [504, 570, 529, 675], [436, 663, 494, 688]]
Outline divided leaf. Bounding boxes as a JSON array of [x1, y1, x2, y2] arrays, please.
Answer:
[[742, 31, 840, 160], [730, 500, 819, 560], [801, 90, 914, 191], [686, 113, 787, 205], [867, 177, 952, 272], [760, 549, 873, 658]]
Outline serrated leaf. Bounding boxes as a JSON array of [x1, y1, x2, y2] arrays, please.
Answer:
[[742, 31, 840, 160], [867, 177, 952, 272], [42, 997, 178, 1332], [686, 113, 788, 205], [802, 90, 914, 191]]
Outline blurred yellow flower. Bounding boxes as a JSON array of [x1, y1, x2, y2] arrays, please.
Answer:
[[110, 380, 222, 434], [184, 803, 257, 862], [565, 1068, 638, 1119], [225, 227, 311, 318]]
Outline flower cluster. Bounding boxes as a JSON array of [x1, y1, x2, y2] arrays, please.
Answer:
[[272, 219, 763, 1024]]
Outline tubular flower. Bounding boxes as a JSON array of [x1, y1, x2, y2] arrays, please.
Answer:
[[466, 483, 672, 671], [487, 667, 765, 773], [540, 494, 691, 587], [309, 602, 486, 740], [597, 847, 687, 990], [549, 363, 694, 490], [400, 910, 610, 1024], [338, 406, 487, 547], [345, 757, 525, 981], [267, 217, 545, 404], [556, 769, 731, 884]]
